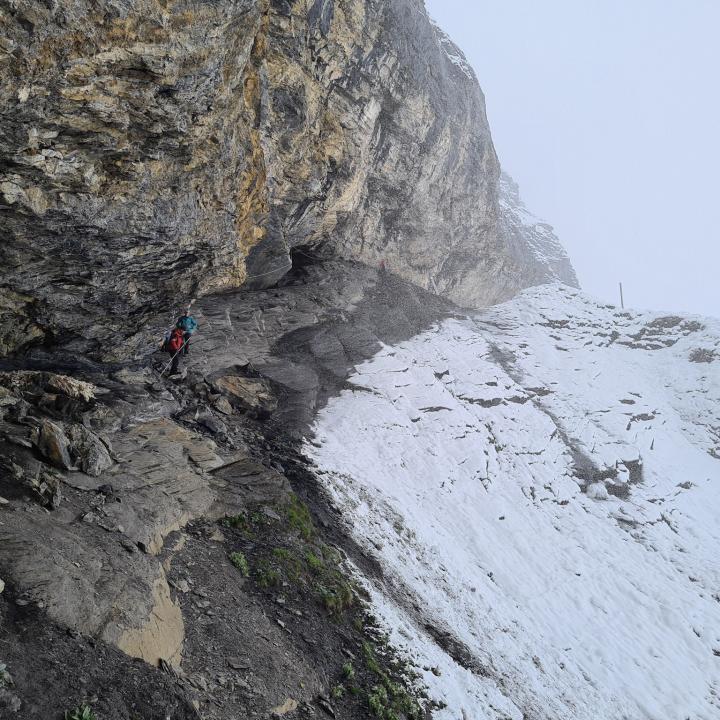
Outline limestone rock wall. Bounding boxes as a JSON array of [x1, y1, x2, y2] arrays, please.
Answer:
[[0, 0, 575, 357]]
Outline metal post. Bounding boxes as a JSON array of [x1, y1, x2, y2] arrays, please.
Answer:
[[619, 282, 625, 309]]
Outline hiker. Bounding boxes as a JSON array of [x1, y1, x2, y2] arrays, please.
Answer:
[[164, 326, 187, 376], [163, 313, 198, 376], [175, 313, 198, 337]]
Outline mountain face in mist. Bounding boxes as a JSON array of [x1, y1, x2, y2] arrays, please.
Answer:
[[499, 172, 579, 291], [6, 2, 697, 720], [1, 0, 575, 358]]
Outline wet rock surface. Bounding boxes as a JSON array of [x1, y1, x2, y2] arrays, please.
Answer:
[[0, 261, 440, 718]]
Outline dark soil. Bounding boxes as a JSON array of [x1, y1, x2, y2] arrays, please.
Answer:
[[0, 594, 198, 720]]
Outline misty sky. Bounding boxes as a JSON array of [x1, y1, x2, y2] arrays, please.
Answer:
[[425, 0, 719, 317]]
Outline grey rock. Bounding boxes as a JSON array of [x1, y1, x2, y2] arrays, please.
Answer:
[[197, 413, 228, 437], [35, 420, 74, 471], [66, 424, 114, 477], [0, 0, 576, 358], [210, 458, 291, 517]]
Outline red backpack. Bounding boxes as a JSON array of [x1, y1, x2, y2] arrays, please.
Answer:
[[167, 328, 185, 354]]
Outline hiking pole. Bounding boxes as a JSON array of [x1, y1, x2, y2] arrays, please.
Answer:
[[160, 337, 191, 377]]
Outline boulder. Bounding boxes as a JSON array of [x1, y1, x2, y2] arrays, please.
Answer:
[[0, 371, 96, 402], [66, 424, 114, 477], [213, 376, 277, 414], [35, 420, 74, 471]]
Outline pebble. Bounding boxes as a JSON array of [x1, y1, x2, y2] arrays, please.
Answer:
[[173, 579, 191, 593], [227, 657, 251, 671], [0, 578, 5, 594], [120, 539, 137, 554]]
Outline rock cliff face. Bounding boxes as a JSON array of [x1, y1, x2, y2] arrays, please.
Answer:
[[0, 0, 575, 359]]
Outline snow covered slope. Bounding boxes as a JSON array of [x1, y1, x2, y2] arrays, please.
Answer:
[[307, 285, 720, 720]]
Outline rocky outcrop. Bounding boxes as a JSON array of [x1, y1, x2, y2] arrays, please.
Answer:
[[0, 365, 295, 669], [0, 0, 575, 359], [0, 263, 449, 717]]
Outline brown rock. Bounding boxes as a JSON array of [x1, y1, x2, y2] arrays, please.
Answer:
[[213, 376, 277, 414], [36, 419, 74, 471], [272, 699, 299, 716]]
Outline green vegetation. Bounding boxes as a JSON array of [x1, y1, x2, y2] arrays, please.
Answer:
[[65, 706, 97, 720], [305, 551, 324, 574], [0, 663, 12, 686], [222, 513, 253, 535], [287, 494, 314, 540], [362, 642, 423, 720], [317, 578, 355, 616], [226, 501, 356, 617], [220, 494, 426, 719], [254, 559, 281, 588], [368, 685, 390, 717], [229, 551, 250, 577]]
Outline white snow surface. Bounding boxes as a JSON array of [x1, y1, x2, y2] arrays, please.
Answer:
[[307, 285, 720, 720]]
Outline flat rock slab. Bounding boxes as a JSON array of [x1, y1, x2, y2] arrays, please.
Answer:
[[103, 418, 223, 554], [0, 503, 184, 667], [210, 458, 292, 516]]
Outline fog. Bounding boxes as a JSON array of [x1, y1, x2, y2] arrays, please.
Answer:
[[426, 0, 719, 318]]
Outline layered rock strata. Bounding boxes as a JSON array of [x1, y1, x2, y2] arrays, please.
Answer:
[[1, 0, 575, 359]]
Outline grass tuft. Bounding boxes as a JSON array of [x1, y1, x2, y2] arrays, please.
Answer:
[[65, 706, 97, 720], [229, 551, 250, 577], [287, 494, 314, 540]]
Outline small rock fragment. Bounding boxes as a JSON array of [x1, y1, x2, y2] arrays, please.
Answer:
[[120, 539, 137, 554], [227, 657, 251, 671], [172, 579, 191, 593], [213, 397, 234, 416], [272, 698, 298, 716], [36, 419, 74, 470], [197, 413, 228, 436], [209, 529, 226, 543], [316, 695, 335, 717]]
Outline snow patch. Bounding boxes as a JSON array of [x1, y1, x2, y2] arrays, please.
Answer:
[[430, 18, 475, 82], [308, 286, 720, 719]]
